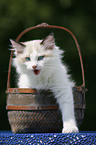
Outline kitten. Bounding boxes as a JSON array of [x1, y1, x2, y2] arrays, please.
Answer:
[[10, 33, 79, 133]]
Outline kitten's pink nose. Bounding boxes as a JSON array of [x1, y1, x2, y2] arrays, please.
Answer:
[[32, 65, 37, 69]]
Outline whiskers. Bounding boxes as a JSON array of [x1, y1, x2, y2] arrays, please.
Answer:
[[43, 63, 56, 75], [44, 63, 56, 69], [10, 68, 18, 87], [45, 63, 56, 69]]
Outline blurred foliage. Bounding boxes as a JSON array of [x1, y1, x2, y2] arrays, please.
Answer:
[[0, 0, 96, 131]]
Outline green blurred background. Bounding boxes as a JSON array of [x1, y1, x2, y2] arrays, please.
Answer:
[[0, 0, 96, 131]]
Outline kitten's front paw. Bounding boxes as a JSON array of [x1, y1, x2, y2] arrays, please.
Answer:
[[62, 126, 79, 133]]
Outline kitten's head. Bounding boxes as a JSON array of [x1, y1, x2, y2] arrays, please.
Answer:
[[10, 33, 62, 75]]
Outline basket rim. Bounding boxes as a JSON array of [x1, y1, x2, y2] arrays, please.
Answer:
[[6, 104, 86, 111], [6, 105, 59, 111], [6, 85, 86, 94]]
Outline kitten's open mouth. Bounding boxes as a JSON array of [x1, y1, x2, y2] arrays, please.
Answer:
[[33, 69, 41, 75]]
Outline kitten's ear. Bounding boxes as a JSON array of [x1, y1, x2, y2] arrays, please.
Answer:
[[10, 39, 25, 54], [41, 33, 55, 50]]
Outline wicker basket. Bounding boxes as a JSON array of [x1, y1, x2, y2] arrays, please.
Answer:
[[6, 23, 86, 133]]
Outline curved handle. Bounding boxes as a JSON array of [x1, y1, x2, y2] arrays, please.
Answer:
[[7, 23, 85, 89]]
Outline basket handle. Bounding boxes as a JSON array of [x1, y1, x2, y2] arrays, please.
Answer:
[[7, 23, 85, 89]]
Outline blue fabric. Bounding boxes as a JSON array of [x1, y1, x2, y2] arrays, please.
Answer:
[[0, 131, 96, 144]]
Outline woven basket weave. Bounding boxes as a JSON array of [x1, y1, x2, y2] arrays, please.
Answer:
[[6, 23, 86, 133]]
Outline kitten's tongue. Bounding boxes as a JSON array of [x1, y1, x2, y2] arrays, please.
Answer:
[[33, 69, 40, 75]]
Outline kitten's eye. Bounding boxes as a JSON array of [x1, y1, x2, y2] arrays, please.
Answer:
[[38, 56, 45, 61], [25, 57, 31, 61]]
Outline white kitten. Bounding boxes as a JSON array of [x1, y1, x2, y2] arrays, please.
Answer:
[[10, 33, 79, 133]]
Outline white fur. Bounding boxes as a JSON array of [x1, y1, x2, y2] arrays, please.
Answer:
[[11, 36, 79, 133]]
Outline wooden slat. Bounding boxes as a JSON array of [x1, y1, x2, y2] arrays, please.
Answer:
[[6, 105, 59, 110], [6, 104, 85, 111], [6, 88, 37, 94], [6, 86, 87, 94]]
